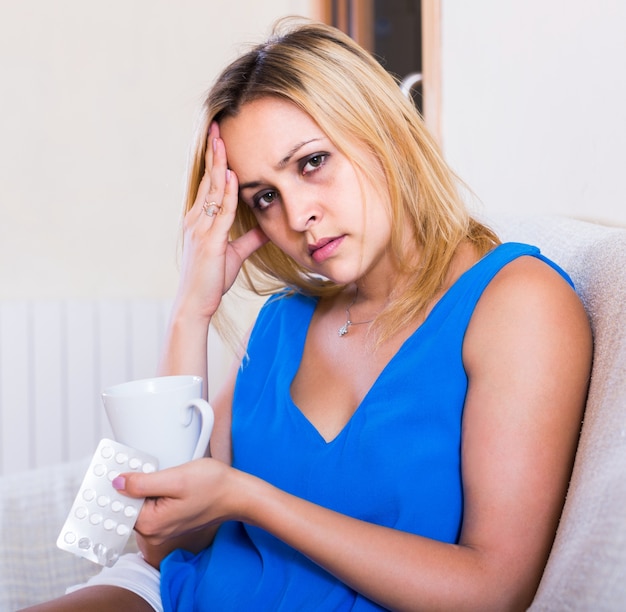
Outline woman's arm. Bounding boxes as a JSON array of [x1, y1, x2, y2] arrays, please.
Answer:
[[156, 123, 267, 390], [119, 256, 592, 610]]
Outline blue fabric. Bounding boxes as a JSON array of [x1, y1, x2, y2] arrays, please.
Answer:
[[160, 243, 573, 611]]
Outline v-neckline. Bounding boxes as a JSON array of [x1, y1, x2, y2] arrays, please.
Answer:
[[286, 281, 453, 445]]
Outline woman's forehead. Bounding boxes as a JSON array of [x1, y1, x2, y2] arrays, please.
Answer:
[[220, 99, 328, 169]]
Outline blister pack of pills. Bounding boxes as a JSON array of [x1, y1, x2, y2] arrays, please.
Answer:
[[56, 438, 158, 567]]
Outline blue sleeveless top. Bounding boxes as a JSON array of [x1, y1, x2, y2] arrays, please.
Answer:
[[160, 243, 573, 611]]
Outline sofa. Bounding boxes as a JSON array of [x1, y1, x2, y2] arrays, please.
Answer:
[[1, 214, 625, 610]]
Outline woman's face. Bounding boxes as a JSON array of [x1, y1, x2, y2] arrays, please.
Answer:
[[219, 97, 394, 287]]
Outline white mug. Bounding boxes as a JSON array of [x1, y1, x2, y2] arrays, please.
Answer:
[[102, 375, 214, 470]]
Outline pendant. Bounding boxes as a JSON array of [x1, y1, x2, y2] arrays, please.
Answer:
[[338, 321, 351, 337]]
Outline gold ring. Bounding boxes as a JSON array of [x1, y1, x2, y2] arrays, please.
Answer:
[[202, 201, 222, 217]]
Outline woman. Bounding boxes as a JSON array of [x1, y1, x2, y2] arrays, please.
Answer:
[[27, 18, 592, 612]]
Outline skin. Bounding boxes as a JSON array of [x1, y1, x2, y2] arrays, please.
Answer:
[[22, 98, 592, 611]]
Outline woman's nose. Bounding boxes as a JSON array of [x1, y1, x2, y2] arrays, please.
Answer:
[[283, 192, 323, 232]]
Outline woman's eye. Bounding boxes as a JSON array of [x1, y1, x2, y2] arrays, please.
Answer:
[[302, 153, 328, 175], [253, 190, 278, 211]]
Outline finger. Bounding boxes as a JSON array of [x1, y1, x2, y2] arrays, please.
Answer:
[[204, 121, 218, 172], [221, 163, 239, 220], [205, 135, 228, 208], [112, 466, 185, 500], [231, 226, 270, 261], [187, 123, 220, 217], [223, 227, 270, 293], [189, 169, 215, 218], [196, 140, 237, 228], [189, 135, 229, 224]]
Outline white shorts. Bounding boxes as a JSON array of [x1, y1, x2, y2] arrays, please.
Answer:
[[66, 552, 162, 612]]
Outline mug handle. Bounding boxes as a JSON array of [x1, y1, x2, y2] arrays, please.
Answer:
[[180, 399, 215, 460]]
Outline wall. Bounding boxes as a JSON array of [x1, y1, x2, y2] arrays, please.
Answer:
[[4, 2, 623, 293], [0, 0, 314, 300], [440, 0, 626, 227]]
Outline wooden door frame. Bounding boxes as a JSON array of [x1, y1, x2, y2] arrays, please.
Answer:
[[311, 0, 442, 144], [311, 0, 374, 51], [420, 0, 442, 143]]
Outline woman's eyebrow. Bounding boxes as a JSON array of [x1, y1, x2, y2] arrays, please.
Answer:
[[238, 179, 263, 192], [238, 137, 323, 192], [276, 138, 322, 168]]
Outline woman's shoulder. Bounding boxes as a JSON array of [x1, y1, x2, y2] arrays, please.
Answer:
[[452, 240, 575, 299], [463, 246, 591, 370], [481, 247, 576, 302]]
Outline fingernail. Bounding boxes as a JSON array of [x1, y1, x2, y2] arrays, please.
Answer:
[[212, 137, 218, 152], [112, 476, 126, 490], [226, 168, 231, 182]]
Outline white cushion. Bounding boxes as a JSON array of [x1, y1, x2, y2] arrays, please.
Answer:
[[0, 456, 138, 609]]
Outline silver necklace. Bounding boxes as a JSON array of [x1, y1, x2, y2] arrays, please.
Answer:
[[338, 288, 374, 337]]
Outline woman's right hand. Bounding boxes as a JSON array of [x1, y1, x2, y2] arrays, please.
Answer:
[[175, 122, 269, 321], [114, 457, 246, 568]]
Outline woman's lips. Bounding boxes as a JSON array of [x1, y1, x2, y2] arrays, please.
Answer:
[[308, 235, 345, 264]]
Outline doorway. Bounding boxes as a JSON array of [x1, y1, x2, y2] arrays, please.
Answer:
[[313, 0, 440, 141]]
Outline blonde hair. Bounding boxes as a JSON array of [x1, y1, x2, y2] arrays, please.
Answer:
[[184, 18, 499, 343]]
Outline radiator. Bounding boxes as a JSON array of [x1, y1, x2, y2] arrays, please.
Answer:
[[0, 299, 231, 476]]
